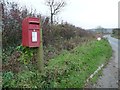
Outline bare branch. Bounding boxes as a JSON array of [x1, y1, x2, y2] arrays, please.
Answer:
[[53, 1, 66, 15], [45, 0, 66, 24]]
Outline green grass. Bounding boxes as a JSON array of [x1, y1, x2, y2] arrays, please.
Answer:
[[3, 39, 112, 88], [44, 39, 112, 88]]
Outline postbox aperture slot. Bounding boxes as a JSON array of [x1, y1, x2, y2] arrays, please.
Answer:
[[29, 24, 39, 29], [29, 21, 39, 25]]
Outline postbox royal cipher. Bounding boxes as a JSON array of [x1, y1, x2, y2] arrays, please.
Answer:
[[22, 17, 40, 47]]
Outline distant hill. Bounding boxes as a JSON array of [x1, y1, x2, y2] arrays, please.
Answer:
[[86, 28, 113, 34]]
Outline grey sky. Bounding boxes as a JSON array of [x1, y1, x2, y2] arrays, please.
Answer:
[[9, 0, 119, 29]]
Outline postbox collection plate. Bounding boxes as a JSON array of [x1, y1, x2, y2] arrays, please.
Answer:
[[32, 31, 37, 42]]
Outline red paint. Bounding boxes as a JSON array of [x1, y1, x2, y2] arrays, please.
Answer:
[[22, 17, 40, 47]]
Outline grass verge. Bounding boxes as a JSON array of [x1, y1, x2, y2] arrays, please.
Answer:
[[43, 39, 112, 88], [2, 39, 112, 88]]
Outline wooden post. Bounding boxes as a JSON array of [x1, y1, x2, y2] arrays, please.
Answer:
[[37, 26, 44, 72], [0, 3, 2, 31], [118, 1, 120, 28], [0, 3, 2, 89]]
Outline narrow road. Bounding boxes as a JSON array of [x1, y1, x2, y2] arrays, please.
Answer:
[[92, 35, 119, 88]]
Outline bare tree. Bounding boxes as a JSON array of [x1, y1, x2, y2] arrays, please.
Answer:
[[45, 0, 66, 24]]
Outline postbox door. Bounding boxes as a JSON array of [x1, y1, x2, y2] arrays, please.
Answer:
[[28, 23, 40, 47], [29, 22, 40, 43]]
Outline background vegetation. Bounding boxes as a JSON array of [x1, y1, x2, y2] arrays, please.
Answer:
[[2, 1, 95, 73], [112, 28, 120, 39]]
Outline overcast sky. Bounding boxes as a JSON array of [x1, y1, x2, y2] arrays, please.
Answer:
[[9, 0, 119, 29]]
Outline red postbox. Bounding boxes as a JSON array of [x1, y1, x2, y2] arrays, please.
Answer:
[[22, 17, 40, 47]]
